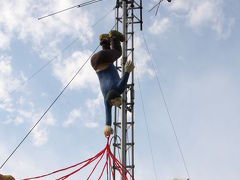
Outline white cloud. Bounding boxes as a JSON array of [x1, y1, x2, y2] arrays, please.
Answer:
[[53, 50, 99, 91], [43, 112, 56, 126], [84, 92, 104, 128], [135, 35, 154, 78], [0, 55, 23, 110], [170, 0, 191, 12], [0, 0, 120, 141], [15, 116, 24, 125], [187, 0, 235, 39], [212, 17, 235, 39], [0, 139, 65, 179], [0, 31, 10, 50], [85, 122, 98, 128], [18, 109, 32, 119], [30, 111, 56, 146], [16, 96, 25, 105], [168, 0, 235, 39], [63, 98, 101, 129], [0, 57, 11, 74], [169, 68, 240, 180], [32, 127, 48, 147], [188, 1, 216, 27], [63, 108, 81, 127], [86, 91, 103, 111], [5, 106, 56, 146], [0, 0, 94, 60], [61, 91, 103, 129], [149, 17, 170, 35]]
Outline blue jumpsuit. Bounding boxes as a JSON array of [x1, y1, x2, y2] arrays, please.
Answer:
[[91, 38, 129, 126], [97, 64, 129, 125]]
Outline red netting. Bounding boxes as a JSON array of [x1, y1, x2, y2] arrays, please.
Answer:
[[22, 137, 134, 180]]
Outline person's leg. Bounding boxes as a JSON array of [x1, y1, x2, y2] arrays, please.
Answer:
[[104, 99, 113, 136], [105, 72, 129, 107], [116, 60, 134, 94], [116, 72, 130, 94], [104, 98, 112, 126]]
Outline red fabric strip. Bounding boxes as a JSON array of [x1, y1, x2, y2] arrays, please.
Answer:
[[22, 137, 135, 180], [87, 149, 106, 179]]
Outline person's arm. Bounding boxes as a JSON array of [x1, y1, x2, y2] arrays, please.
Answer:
[[110, 37, 122, 59], [91, 39, 122, 70]]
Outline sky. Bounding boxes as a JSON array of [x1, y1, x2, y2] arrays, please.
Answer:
[[0, 0, 239, 179]]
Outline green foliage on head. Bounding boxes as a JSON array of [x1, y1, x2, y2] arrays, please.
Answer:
[[109, 30, 125, 42], [99, 34, 110, 41]]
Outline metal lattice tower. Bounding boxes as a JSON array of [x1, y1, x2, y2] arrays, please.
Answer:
[[113, 0, 143, 179]]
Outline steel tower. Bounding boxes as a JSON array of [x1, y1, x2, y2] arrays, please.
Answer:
[[113, 0, 143, 179]]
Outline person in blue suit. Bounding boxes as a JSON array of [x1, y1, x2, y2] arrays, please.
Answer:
[[91, 30, 134, 136]]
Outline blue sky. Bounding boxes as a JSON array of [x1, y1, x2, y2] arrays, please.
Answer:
[[0, 0, 239, 179]]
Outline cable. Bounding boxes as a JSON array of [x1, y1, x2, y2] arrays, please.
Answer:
[[92, 7, 115, 27], [38, 0, 103, 20], [0, 22, 117, 170], [148, 0, 163, 16], [141, 31, 191, 179], [0, 40, 75, 106], [135, 68, 158, 180], [148, 0, 172, 16], [0, 7, 115, 106], [0, 45, 100, 170]]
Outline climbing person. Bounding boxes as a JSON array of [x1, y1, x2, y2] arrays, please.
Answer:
[[91, 30, 134, 137], [0, 174, 15, 180]]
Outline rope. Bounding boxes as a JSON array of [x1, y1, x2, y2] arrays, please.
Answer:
[[141, 31, 191, 179], [0, 7, 115, 106], [87, 150, 106, 179], [38, 0, 103, 20], [56, 150, 102, 180], [148, 0, 163, 16], [0, 20, 117, 170], [135, 67, 159, 180], [20, 137, 134, 180], [22, 147, 105, 179], [108, 146, 114, 179], [0, 45, 99, 170]]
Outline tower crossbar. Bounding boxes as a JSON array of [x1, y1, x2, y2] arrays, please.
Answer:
[[112, 0, 143, 179]]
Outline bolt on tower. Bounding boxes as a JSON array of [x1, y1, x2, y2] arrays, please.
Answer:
[[113, 0, 143, 179]]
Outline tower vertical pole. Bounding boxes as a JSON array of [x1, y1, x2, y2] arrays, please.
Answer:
[[113, 0, 143, 179], [121, 0, 127, 174]]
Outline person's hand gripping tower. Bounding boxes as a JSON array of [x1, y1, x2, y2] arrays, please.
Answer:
[[91, 30, 134, 137]]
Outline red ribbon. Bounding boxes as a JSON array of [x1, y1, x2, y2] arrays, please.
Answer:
[[22, 137, 134, 180]]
